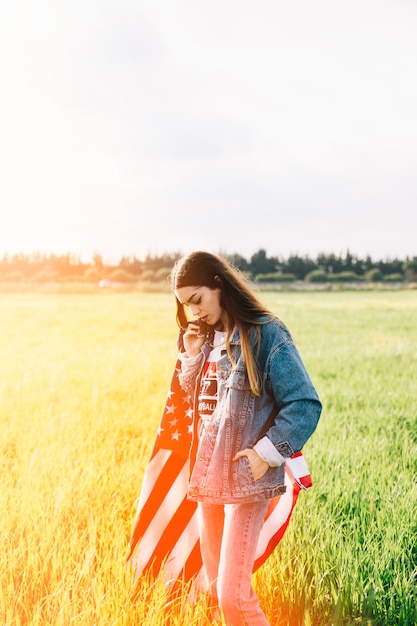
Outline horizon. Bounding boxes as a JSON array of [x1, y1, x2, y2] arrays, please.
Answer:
[[1, 246, 414, 266]]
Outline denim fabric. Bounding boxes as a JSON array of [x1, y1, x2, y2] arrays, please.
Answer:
[[198, 500, 270, 626], [184, 317, 322, 504]]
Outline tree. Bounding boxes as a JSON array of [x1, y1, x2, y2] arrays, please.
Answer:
[[224, 253, 250, 273], [365, 268, 383, 282], [284, 255, 317, 280], [404, 257, 417, 281], [249, 249, 278, 276]]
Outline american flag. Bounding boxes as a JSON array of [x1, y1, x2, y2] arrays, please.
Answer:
[[127, 359, 312, 588]]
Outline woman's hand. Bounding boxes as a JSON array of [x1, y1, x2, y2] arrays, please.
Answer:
[[183, 321, 206, 357], [232, 448, 269, 481]]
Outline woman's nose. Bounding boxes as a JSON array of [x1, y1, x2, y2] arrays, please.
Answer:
[[190, 305, 200, 316]]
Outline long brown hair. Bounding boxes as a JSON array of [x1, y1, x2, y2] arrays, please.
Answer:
[[170, 251, 276, 396]]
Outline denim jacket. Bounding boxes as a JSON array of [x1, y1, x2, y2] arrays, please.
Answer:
[[179, 316, 322, 504]]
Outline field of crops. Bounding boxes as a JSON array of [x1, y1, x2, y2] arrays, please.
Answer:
[[1, 290, 416, 625]]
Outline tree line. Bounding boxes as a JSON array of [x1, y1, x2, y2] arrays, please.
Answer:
[[0, 249, 416, 283]]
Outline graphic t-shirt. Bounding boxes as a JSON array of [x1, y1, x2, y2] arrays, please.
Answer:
[[198, 330, 227, 423]]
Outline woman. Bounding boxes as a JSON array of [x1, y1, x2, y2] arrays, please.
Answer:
[[169, 251, 322, 626]]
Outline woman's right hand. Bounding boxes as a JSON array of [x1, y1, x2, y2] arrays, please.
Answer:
[[183, 321, 206, 357]]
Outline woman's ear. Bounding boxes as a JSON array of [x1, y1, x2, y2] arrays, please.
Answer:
[[213, 275, 223, 291]]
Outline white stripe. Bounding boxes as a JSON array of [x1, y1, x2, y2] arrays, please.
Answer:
[[129, 454, 190, 577], [285, 454, 311, 489], [161, 507, 200, 584], [136, 448, 172, 511], [255, 471, 294, 559]]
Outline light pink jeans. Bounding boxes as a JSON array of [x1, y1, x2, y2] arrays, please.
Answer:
[[198, 500, 270, 626]]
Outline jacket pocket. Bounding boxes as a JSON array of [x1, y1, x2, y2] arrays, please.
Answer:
[[233, 455, 256, 491], [224, 366, 253, 420]]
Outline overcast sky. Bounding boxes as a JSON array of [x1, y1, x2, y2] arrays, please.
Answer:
[[1, 0, 416, 263]]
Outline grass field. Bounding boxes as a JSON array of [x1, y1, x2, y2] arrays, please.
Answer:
[[0, 290, 416, 626]]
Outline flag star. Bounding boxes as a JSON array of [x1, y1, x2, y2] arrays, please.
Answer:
[[157, 426, 164, 437], [185, 408, 193, 419], [171, 430, 181, 441], [187, 424, 193, 435], [169, 417, 178, 428], [165, 404, 176, 414]]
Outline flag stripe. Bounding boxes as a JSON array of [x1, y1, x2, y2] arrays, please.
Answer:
[[253, 507, 299, 570], [129, 450, 186, 554], [129, 454, 192, 571], [253, 472, 300, 571], [159, 508, 202, 585], [137, 448, 171, 503], [254, 474, 295, 558], [148, 495, 199, 575], [285, 453, 313, 490], [181, 538, 203, 583]]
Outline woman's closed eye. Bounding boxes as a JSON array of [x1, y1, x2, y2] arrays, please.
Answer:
[[188, 297, 201, 308]]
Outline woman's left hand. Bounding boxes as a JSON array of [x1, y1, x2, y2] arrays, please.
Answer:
[[232, 448, 269, 481]]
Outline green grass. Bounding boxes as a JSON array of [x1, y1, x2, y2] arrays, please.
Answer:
[[0, 291, 416, 625]]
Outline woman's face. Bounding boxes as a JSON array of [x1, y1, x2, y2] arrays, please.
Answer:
[[174, 285, 226, 328]]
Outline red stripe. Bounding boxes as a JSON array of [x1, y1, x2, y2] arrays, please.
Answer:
[[171, 538, 203, 590], [299, 475, 313, 489], [147, 496, 198, 575], [252, 483, 300, 571], [128, 452, 187, 557], [182, 538, 203, 581]]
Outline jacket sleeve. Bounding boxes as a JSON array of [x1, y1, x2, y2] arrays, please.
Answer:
[[263, 339, 322, 456], [178, 351, 204, 394]]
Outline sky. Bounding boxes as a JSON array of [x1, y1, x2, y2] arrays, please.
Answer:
[[1, 0, 416, 264]]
